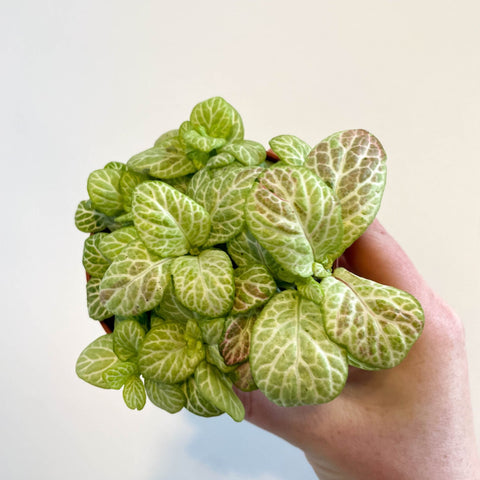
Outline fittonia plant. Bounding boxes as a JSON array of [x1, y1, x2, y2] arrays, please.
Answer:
[[75, 97, 424, 420]]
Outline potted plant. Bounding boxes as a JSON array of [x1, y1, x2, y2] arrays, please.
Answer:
[[74, 97, 424, 420]]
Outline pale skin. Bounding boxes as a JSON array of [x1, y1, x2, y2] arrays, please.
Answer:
[[236, 220, 480, 480]]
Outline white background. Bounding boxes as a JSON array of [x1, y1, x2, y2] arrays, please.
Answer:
[[1, 1, 479, 479]]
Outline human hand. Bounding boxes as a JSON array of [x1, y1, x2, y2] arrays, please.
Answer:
[[236, 220, 480, 480]]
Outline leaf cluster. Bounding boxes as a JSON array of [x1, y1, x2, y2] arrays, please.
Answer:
[[75, 97, 424, 420]]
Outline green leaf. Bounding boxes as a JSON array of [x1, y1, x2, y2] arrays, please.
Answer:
[[297, 277, 324, 305], [221, 140, 266, 166], [305, 129, 387, 251], [113, 319, 146, 361], [245, 165, 343, 277], [179, 121, 227, 152], [98, 226, 138, 262], [154, 279, 202, 324], [119, 170, 150, 212], [190, 166, 263, 247], [144, 378, 186, 413], [195, 361, 245, 422], [269, 135, 311, 166], [132, 181, 211, 257], [229, 362, 257, 392], [206, 345, 236, 373], [102, 361, 137, 389], [182, 376, 223, 417], [138, 322, 205, 383], [171, 249, 235, 317], [250, 290, 348, 406], [75, 200, 112, 233], [231, 264, 276, 314], [190, 97, 235, 139], [205, 152, 236, 169], [154, 129, 179, 147], [76, 334, 120, 389], [321, 268, 424, 369], [227, 228, 299, 283], [87, 168, 125, 217], [86, 277, 112, 320], [220, 310, 257, 366], [198, 317, 225, 345], [104, 161, 126, 171], [123, 375, 146, 410], [162, 175, 193, 195], [99, 240, 172, 316], [127, 139, 197, 179], [82, 233, 110, 278]]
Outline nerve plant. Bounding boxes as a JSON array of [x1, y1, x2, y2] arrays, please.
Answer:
[[75, 97, 424, 421]]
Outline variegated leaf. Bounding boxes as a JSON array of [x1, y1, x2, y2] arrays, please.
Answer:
[[297, 277, 324, 305], [127, 138, 196, 179], [227, 228, 299, 283], [162, 175, 192, 195], [119, 170, 149, 212], [104, 161, 126, 171], [195, 361, 245, 422], [190, 97, 235, 139], [198, 317, 225, 345], [179, 121, 226, 152], [154, 279, 202, 324], [98, 226, 138, 262], [144, 378, 186, 413], [305, 129, 387, 251], [75, 200, 113, 233], [86, 277, 112, 320], [190, 166, 263, 247], [206, 152, 236, 169], [87, 168, 125, 217], [231, 264, 276, 314], [76, 334, 120, 389], [269, 135, 311, 166], [82, 233, 110, 278], [99, 240, 172, 316], [182, 376, 223, 417], [112, 319, 146, 361], [206, 345, 236, 373], [138, 321, 205, 383], [132, 181, 211, 257], [221, 140, 266, 166], [171, 249, 235, 317], [229, 362, 257, 392], [321, 268, 424, 369], [123, 375, 146, 410], [154, 129, 179, 147], [245, 165, 343, 277], [250, 290, 348, 406], [102, 361, 137, 389], [220, 310, 257, 366]]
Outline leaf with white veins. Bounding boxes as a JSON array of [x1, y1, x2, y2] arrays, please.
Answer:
[[195, 361, 245, 422], [231, 264, 276, 314], [99, 240, 172, 316], [123, 375, 146, 410], [145, 378, 186, 413], [76, 334, 120, 389], [269, 135, 311, 166], [133, 181, 211, 257], [138, 321, 205, 384], [305, 129, 387, 251], [245, 165, 343, 277], [171, 249, 235, 318], [250, 290, 348, 406], [321, 268, 424, 369]]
